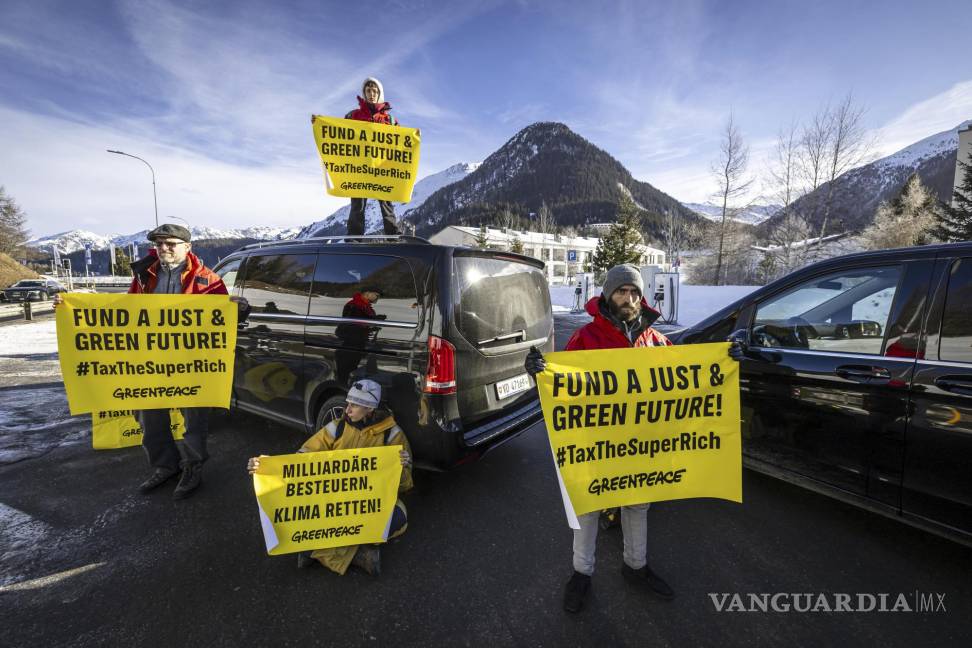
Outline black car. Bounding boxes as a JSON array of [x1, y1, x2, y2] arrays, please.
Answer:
[[3, 279, 65, 302], [211, 235, 554, 469], [669, 242, 972, 545]]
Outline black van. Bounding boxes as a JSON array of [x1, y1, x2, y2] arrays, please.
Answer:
[[668, 242, 972, 545], [212, 235, 554, 469]]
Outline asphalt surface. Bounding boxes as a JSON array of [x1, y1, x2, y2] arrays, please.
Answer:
[[1, 313, 971, 647]]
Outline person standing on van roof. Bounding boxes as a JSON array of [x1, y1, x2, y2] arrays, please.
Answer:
[[524, 263, 744, 613], [131, 224, 227, 500], [247, 379, 412, 576], [345, 77, 402, 237]]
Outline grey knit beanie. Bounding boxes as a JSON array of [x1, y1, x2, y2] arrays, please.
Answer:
[[347, 379, 381, 409], [602, 264, 643, 299]]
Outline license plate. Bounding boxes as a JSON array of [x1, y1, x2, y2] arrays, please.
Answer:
[[495, 373, 531, 400]]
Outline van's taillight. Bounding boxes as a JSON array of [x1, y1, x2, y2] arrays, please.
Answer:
[[425, 335, 457, 394]]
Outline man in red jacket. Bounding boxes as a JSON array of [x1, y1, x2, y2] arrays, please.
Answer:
[[345, 77, 402, 237], [525, 263, 743, 613], [132, 224, 228, 499]]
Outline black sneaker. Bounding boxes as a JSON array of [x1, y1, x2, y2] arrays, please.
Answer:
[[351, 545, 381, 576], [138, 468, 179, 493], [563, 571, 591, 613], [622, 563, 675, 600], [172, 461, 203, 500]]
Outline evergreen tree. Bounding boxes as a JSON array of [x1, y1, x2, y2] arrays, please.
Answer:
[[934, 154, 972, 242], [591, 195, 643, 272], [0, 186, 29, 255], [114, 248, 133, 276], [509, 236, 524, 254], [474, 224, 491, 248]]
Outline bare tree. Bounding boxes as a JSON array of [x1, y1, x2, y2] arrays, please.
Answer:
[[711, 112, 754, 284], [767, 122, 802, 220], [661, 208, 690, 268], [764, 213, 812, 280], [863, 174, 941, 250], [798, 108, 831, 211], [535, 201, 555, 262], [498, 206, 516, 232], [0, 186, 29, 255], [820, 93, 874, 236]]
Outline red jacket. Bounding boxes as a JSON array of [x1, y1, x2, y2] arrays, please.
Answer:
[[565, 296, 671, 351], [128, 249, 228, 295], [345, 97, 398, 125]]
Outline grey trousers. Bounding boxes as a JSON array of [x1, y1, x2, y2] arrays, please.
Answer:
[[138, 408, 210, 471], [572, 503, 650, 576]]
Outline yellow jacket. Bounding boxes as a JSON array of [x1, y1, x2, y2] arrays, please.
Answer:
[[301, 411, 412, 574]]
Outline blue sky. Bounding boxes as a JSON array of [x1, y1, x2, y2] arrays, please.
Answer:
[[2, 0, 971, 237]]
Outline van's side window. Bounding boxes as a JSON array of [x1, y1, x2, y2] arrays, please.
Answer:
[[309, 254, 419, 326], [940, 258, 972, 363], [240, 254, 317, 315], [215, 258, 244, 294], [752, 266, 901, 355]]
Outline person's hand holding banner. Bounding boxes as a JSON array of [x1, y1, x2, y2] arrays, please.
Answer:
[[251, 446, 402, 555], [311, 115, 421, 203], [56, 294, 237, 414], [535, 342, 742, 524]]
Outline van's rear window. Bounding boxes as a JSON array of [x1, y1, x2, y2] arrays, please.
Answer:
[[455, 257, 552, 347]]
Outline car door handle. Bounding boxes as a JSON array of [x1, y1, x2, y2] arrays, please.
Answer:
[[934, 376, 972, 397], [835, 365, 890, 383]]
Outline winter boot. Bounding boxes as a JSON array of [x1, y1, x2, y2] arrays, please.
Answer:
[[351, 545, 381, 576], [172, 461, 203, 499], [138, 467, 179, 493], [622, 563, 675, 600], [563, 571, 591, 613]]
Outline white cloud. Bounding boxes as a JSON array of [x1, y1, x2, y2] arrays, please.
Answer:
[[1, 106, 345, 238], [874, 80, 972, 156]]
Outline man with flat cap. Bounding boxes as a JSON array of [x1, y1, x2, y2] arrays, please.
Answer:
[[130, 223, 228, 499]]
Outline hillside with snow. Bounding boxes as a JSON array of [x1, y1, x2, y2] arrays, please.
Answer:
[[28, 225, 302, 254], [759, 120, 970, 235], [682, 202, 780, 225]]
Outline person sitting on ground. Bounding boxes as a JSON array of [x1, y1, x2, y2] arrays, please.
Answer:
[[247, 379, 412, 576]]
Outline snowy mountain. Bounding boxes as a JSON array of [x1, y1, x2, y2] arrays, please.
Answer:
[[28, 225, 303, 254], [403, 122, 705, 238], [759, 120, 971, 235], [682, 202, 780, 225], [295, 162, 481, 237]]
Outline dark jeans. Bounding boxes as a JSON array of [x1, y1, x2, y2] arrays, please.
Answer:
[[138, 407, 210, 471], [348, 198, 400, 235]]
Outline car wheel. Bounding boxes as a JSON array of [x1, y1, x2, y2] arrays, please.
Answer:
[[40, 291, 48, 301], [314, 394, 347, 432]]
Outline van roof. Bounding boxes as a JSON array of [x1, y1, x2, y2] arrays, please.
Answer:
[[229, 235, 545, 270]]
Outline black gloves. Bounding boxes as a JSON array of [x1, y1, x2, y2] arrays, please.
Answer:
[[524, 345, 546, 376], [727, 329, 748, 362]]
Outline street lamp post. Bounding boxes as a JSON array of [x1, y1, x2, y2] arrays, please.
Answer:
[[107, 149, 159, 228]]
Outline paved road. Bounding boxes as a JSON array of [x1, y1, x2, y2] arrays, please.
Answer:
[[1, 313, 971, 647]]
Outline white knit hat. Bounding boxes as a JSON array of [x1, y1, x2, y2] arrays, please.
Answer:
[[362, 77, 384, 103], [347, 379, 381, 409]]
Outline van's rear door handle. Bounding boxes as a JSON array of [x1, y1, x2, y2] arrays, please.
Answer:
[[836, 365, 890, 383], [934, 376, 972, 396]]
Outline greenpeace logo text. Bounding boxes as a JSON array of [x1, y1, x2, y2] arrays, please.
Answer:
[[708, 592, 946, 613]]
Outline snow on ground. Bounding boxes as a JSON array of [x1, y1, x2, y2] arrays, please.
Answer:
[[0, 318, 85, 465]]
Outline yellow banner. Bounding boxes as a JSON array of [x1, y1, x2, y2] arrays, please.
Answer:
[[311, 115, 421, 203], [252, 446, 402, 555], [56, 294, 237, 415], [537, 342, 741, 520], [91, 409, 185, 450]]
